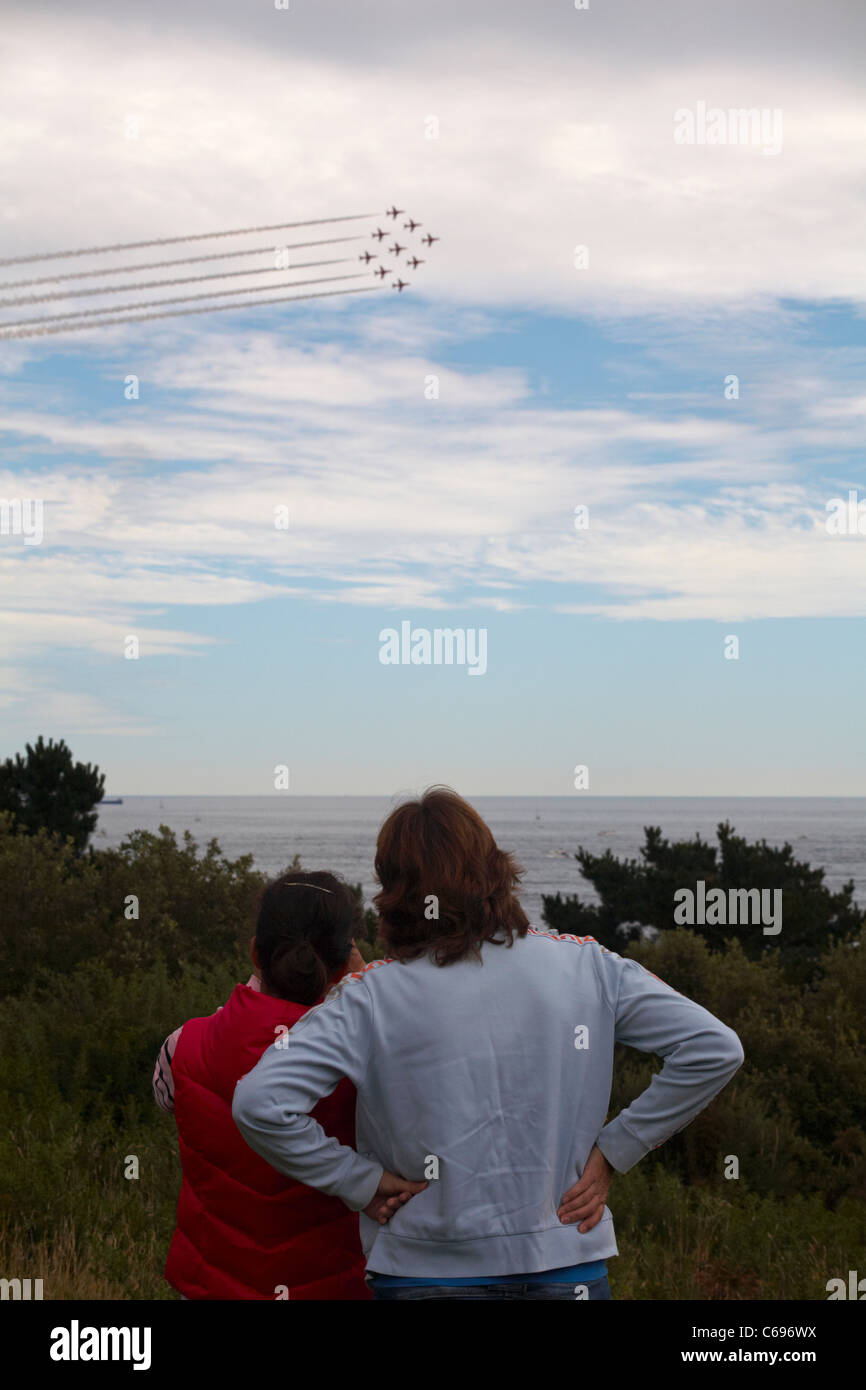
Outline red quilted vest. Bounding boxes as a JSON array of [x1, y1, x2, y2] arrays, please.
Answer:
[[165, 981, 371, 1300]]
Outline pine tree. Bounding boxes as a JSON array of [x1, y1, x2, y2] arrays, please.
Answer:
[[542, 821, 863, 983], [0, 737, 105, 852]]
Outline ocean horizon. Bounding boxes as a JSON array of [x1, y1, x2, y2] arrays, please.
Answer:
[[94, 795, 866, 926]]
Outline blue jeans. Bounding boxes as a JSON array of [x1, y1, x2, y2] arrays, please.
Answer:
[[371, 1275, 612, 1301]]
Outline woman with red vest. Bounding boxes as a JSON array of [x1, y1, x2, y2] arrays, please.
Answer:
[[153, 869, 373, 1300]]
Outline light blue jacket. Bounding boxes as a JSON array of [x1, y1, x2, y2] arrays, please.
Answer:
[[232, 928, 744, 1277]]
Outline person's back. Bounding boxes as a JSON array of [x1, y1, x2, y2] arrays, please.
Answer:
[[157, 869, 372, 1300], [235, 924, 742, 1278], [167, 978, 367, 1299], [330, 929, 627, 1266]]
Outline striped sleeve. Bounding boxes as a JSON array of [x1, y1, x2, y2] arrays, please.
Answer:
[[153, 1025, 183, 1113]]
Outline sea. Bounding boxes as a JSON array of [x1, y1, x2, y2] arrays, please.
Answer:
[[93, 797, 866, 926]]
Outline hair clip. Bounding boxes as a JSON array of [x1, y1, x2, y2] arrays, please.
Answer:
[[280, 882, 334, 894]]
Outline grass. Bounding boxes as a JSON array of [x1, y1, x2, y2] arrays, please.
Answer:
[[3, 1119, 861, 1300]]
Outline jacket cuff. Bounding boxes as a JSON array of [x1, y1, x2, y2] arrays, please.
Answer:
[[596, 1117, 650, 1174], [338, 1156, 384, 1212]]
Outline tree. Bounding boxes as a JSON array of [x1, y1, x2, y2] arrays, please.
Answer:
[[542, 822, 863, 983], [0, 737, 105, 853], [347, 881, 382, 958]]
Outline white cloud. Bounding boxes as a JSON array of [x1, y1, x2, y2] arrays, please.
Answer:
[[1, 4, 864, 666], [0, 608, 217, 657], [0, 667, 157, 735], [2, 329, 864, 640], [0, 554, 290, 611], [0, 11, 863, 317]]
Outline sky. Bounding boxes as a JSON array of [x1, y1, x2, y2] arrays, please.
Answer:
[[1, 0, 864, 795]]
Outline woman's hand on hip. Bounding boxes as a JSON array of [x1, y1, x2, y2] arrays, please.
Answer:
[[557, 1143, 615, 1233], [364, 1170, 429, 1225]]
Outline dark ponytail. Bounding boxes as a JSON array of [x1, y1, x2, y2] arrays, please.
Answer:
[[265, 938, 328, 1003], [255, 870, 361, 1006]]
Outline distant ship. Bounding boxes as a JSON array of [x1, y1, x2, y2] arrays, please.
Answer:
[[101, 797, 123, 805]]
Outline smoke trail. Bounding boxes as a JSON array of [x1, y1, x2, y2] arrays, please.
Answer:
[[0, 258, 355, 308], [2, 273, 369, 332], [0, 237, 365, 290], [0, 284, 383, 340], [0, 213, 379, 267]]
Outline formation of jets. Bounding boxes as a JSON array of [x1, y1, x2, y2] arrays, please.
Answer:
[[369, 208, 438, 294]]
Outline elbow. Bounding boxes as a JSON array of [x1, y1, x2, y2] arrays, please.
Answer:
[[720, 1024, 745, 1076], [231, 1078, 256, 1136]]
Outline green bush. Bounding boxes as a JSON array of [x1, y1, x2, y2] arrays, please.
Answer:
[[609, 931, 866, 1206], [0, 815, 266, 995]]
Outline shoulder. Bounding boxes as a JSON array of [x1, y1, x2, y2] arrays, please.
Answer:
[[524, 926, 615, 957], [520, 928, 625, 1008], [287, 957, 402, 1030], [323, 955, 401, 1002]]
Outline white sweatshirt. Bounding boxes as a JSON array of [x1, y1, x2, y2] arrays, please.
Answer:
[[232, 928, 744, 1278]]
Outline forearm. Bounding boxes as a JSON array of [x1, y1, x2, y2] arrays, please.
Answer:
[[152, 1026, 182, 1114], [598, 1021, 743, 1172], [233, 1071, 383, 1209], [232, 990, 382, 1210]]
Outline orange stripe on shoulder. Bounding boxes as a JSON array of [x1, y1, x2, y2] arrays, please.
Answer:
[[528, 927, 600, 947], [347, 956, 397, 981]]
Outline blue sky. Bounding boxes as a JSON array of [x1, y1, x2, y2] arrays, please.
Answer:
[[1, 1, 864, 793]]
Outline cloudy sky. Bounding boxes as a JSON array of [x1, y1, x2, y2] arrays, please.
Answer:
[[1, 0, 864, 794]]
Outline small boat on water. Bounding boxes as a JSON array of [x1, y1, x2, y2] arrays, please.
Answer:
[[101, 797, 123, 805]]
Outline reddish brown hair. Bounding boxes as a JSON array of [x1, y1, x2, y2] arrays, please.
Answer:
[[373, 786, 529, 966]]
